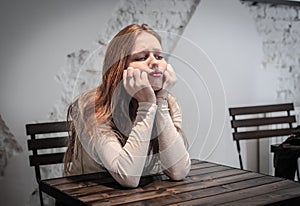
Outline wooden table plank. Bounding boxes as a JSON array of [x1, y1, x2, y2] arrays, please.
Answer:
[[119, 172, 265, 206], [39, 159, 300, 206], [218, 181, 300, 206], [82, 169, 247, 203], [176, 180, 297, 206], [44, 162, 208, 198], [64, 168, 247, 200], [46, 160, 206, 188], [169, 177, 283, 206], [188, 165, 232, 176], [52, 162, 230, 194], [189, 162, 220, 170], [100, 172, 268, 206], [46, 172, 113, 186]]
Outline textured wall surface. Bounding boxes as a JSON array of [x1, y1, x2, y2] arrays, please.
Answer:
[[242, 1, 300, 105], [51, 0, 201, 122], [0, 115, 22, 177]]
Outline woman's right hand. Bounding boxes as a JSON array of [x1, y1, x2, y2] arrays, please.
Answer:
[[123, 67, 156, 103]]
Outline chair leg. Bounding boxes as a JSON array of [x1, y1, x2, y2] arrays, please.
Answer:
[[236, 140, 244, 170], [297, 159, 300, 181], [38, 186, 44, 206], [238, 153, 244, 170]]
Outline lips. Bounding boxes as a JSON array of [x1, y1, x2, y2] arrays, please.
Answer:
[[149, 70, 163, 77]]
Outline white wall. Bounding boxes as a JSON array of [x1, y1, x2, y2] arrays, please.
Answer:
[[0, 0, 283, 205], [0, 1, 118, 205], [170, 0, 270, 170]]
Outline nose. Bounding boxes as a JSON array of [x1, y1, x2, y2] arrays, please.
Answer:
[[148, 53, 158, 69]]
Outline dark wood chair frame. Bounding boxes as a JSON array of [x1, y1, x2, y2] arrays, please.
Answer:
[[229, 103, 297, 171], [26, 121, 69, 206]]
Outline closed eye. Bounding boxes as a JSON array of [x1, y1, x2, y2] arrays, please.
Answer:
[[134, 56, 147, 61], [131, 52, 164, 61]]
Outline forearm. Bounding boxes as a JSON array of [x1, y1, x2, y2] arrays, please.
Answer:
[[79, 102, 157, 187], [107, 102, 158, 187], [156, 99, 191, 180]]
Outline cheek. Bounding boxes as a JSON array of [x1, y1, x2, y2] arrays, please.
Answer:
[[129, 62, 143, 68], [128, 62, 147, 71]]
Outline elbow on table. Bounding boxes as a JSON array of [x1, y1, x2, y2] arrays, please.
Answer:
[[167, 166, 190, 181], [168, 170, 188, 181], [166, 161, 191, 181], [118, 176, 140, 188]]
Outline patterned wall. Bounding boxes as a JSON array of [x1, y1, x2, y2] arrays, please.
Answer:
[[50, 0, 201, 122], [0, 115, 22, 177], [242, 1, 300, 105]]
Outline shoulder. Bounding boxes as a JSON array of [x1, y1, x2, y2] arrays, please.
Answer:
[[69, 88, 98, 121], [77, 88, 97, 106], [73, 88, 97, 111]]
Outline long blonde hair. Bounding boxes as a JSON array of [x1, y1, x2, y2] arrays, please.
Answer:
[[63, 24, 186, 174]]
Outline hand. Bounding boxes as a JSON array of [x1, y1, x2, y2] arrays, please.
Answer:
[[123, 67, 156, 103], [156, 64, 177, 99]]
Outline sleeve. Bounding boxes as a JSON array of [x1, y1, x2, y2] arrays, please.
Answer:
[[73, 94, 158, 187], [155, 96, 191, 180]]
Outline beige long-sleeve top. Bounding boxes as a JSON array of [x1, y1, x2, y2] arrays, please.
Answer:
[[67, 89, 191, 187]]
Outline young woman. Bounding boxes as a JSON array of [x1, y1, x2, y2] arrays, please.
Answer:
[[63, 24, 191, 188]]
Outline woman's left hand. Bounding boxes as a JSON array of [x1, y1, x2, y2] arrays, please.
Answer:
[[156, 64, 177, 99]]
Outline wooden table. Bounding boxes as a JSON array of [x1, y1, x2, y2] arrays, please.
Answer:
[[40, 159, 300, 205]]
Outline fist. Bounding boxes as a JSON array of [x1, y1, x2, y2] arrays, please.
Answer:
[[123, 67, 156, 103]]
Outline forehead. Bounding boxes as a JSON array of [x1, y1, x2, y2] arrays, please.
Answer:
[[131, 31, 162, 53]]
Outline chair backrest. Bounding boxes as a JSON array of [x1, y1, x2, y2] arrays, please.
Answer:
[[228, 103, 296, 169], [26, 121, 69, 206], [26, 121, 69, 182]]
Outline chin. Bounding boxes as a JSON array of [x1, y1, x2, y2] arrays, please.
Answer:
[[150, 79, 163, 91], [151, 82, 163, 91], [152, 86, 162, 91]]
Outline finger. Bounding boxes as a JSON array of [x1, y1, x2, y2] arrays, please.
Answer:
[[127, 67, 134, 78], [167, 64, 174, 72], [141, 71, 149, 82], [164, 66, 170, 78], [123, 69, 128, 79], [123, 69, 128, 86], [166, 64, 175, 77], [133, 69, 140, 81], [166, 64, 176, 80]]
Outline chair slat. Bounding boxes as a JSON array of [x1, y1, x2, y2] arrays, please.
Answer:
[[27, 136, 68, 150], [26, 120, 71, 206], [229, 103, 294, 116], [26, 121, 68, 135], [233, 128, 294, 140], [228, 103, 296, 170], [29, 153, 65, 166], [231, 116, 296, 128]]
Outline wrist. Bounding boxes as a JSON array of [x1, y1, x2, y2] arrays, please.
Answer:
[[156, 96, 167, 102], [135, 93, 156, 104], [156, 98, 169, 112], [136, 98, 156, 104], [155, 89, 168, 99]]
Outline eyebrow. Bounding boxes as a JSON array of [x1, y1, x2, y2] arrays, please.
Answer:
[[131, 49, 163, 56]]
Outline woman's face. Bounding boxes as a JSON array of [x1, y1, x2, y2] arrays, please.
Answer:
[[127, 31, 167, 91]]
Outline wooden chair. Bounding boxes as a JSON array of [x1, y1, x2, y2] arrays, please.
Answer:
[[229, 103, 296, 170], [26, 121, 69, 206]]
